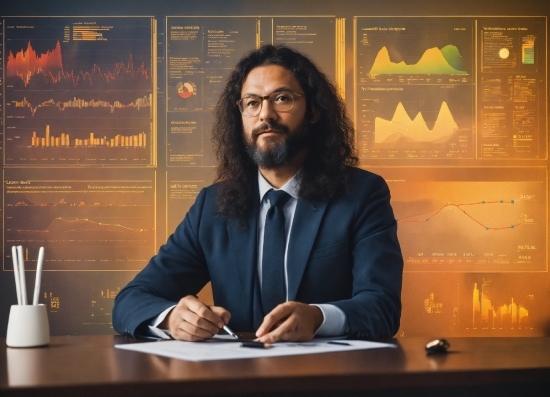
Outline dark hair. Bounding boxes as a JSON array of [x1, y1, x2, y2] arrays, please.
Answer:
[[212, 44, 358, 218]]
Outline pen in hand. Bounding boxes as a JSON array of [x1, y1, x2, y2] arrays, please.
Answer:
[[205, 302, 236, 339], [223, 325, 238, 339]]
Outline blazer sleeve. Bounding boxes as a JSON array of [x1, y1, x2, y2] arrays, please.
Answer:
[[112, 187, 211, 337], [330, 171, 403, 339]]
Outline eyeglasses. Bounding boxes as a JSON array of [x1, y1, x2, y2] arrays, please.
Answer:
[[237, 89, 304, 117]]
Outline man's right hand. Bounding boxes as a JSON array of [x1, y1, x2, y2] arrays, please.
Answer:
[[160, 295, 231, 341]]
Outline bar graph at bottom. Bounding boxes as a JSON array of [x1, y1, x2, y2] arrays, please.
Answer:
[[470, 279, 531, 331], [399, 272, 542, 337]]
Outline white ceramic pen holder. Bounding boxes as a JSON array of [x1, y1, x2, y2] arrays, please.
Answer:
[[6, 304, 50, 348]]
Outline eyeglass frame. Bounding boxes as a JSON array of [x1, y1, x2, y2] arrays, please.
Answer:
[[237, 89, 305, 117]]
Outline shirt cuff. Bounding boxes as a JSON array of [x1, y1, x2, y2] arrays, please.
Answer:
[[147, 305, 176, 339], [311, 304, 347, 337]]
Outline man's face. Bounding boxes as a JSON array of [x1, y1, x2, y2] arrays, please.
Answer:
[[240, 64, 310, 168]]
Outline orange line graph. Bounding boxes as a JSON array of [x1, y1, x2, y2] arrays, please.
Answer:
[[16, 217, 153, 233]]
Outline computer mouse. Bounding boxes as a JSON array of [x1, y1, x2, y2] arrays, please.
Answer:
[[425, 338, 450, 353]]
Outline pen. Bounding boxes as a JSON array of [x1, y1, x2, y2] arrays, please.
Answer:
[[17, 246, 28, 305], [11, 246, 22, 305], [223, 325, 238, 339], [33, 247, 45, 305], [327, 341, 350, 346]]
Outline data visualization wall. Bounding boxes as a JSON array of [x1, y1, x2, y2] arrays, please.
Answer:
[[355, 16, 546, 160], [165, 16, 343, 166], [1, 0, 548, 338], [4, 17, 157, 166], [355, 14, 549, 336]]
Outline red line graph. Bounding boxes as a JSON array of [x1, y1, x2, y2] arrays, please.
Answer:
[[6, 41, 63, 86], [398, 200, 522, 230], [6, 40, 149, 87]]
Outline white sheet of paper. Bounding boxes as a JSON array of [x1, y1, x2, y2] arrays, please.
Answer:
[[115, 338, 396, 361]]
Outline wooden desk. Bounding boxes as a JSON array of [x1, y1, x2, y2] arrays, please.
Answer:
[[1, 335, 549, 397]]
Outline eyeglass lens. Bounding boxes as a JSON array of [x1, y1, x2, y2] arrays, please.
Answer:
[[239, 90, 296, 116]]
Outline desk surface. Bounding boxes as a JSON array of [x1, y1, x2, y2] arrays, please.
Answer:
[[1, 335, 549, 397]]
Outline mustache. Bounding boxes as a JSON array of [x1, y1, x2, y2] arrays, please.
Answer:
[[251, 122, 289, 139]]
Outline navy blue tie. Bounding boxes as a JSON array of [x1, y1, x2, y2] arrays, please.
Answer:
[[261, 189, 291, 315]]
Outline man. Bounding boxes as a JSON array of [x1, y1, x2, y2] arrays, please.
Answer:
[[113, 45, 403, 343]]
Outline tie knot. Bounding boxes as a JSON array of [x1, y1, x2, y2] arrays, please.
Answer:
[[266, 189, 291, 208]]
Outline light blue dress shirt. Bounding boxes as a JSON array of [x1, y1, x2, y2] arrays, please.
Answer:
[[257, 171, 347, 336]]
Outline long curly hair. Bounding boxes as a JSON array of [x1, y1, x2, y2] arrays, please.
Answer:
[[212, 44, 358, 218]]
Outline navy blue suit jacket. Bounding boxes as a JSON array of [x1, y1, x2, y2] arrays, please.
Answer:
[[113, 167, 403, 339]]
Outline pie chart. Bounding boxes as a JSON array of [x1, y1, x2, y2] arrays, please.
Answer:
[[177, 81, 195, 99]]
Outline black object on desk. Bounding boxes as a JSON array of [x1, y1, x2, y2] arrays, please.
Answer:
[[425, 338, 450, 353]]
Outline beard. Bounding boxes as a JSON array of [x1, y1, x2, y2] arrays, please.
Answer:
[[244, 118, 311, 169]]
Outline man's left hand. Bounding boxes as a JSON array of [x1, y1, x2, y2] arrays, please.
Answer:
[[255, 301, 323, 343]]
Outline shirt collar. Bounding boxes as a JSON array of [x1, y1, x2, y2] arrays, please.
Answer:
[[258, 170, 300, 202]]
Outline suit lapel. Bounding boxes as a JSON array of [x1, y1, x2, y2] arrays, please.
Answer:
[[286, 198, 328, 301]]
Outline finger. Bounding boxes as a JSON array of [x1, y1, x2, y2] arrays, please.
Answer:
[[170, 305, 219, 340], [171, 323, 216, 342], [258, 316, 298, 343], [179, 307, 221, 335], [172, 318, 217, 341], [170, 297, 222, 336], [256, 303, 292, 338], [209, 305, 231, 324], [184, 298, 225, 328]]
